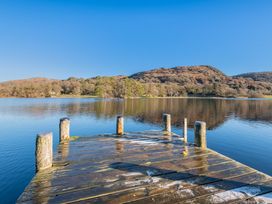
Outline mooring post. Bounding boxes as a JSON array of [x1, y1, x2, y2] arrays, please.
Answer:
[[35, 132, 53, 173], [194, 121, 207, 149], [183, 118, 188, 143], [59, 117, 70, 143], [116, 116, 124, 135], [163, 113, 171, 134]]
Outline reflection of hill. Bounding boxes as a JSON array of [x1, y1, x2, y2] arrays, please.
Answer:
[[231, 100, 272, 122], [1, 98, 272, 129], [123, 99, 229, 130]]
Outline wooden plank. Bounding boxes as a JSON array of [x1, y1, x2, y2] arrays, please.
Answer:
[[55, 141, 185, 164], [182, 179, 272, 203], [123, 171, 268, 204], [31, 146, 208, 185], [63, 144, 193, 165], [17, 151, 231, 203], [16, 131, 272, 204], [32, 147, 215, 187], [52, 164, 253, 203], [62, 167, 244, 204], [18, 153, 226, 203]]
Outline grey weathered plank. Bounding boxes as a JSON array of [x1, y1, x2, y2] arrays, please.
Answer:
[[17, 130, 272, 204], [123, 171, 268, 204], [18, 153, 228, 203]]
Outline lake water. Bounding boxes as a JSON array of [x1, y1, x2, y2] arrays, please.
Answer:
[[1, 98, 272, 203]]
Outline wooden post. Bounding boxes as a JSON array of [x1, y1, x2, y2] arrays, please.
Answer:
[[116, 116, 124, 135], [163, 114, 171, 133], [183, 118, 188, 143], [194, 121, 207, 149], [59, 117, 70, 143], [35, 132, 53, 172]]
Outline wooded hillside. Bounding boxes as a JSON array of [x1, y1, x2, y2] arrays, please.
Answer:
[[234, 72, 272, 83], [0, 66, 271, 98]]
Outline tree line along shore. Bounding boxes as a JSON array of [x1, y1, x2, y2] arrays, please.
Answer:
[[0, 66, 271, 98]]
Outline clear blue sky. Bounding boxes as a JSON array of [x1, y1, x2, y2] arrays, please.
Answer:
[[0, 0, 271, 81]]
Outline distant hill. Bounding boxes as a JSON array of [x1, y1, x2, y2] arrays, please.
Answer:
[[234, 72, 272, 83], [129, 65, 227, 84], [1, 77, 57, 85], [0, 66, 272, 98]]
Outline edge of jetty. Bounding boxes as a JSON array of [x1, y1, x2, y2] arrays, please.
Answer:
[[17, 115, 272, 204]]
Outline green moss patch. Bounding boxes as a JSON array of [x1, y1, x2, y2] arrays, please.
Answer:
[[70, 136, 80, 141]]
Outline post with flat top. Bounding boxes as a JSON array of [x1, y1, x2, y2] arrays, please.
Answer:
[[183, 118, 188, 143], [163, 113, 171, 134], [59, 117, 70, 143], [194, 121, 207, 149], [35, 132, 53, 173], [116, 116, 124, 136]]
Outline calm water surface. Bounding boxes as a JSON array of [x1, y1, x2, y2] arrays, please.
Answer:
[[0, 98, 272, 203]]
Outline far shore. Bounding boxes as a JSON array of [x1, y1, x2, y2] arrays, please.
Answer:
[[1, 95, 272, 99]]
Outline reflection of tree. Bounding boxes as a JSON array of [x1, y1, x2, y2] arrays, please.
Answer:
[[2, 98, 272, 129]]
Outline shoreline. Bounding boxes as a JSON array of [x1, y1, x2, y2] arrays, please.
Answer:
[[0, 95, 272, 100]]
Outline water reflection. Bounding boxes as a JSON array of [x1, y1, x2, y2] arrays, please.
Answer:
[[59, 142, 70, 161], [115, 141, 125, 154], [1, 98, 271, 130]]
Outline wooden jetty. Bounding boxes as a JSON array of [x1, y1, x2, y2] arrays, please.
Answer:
[[17, 115, 272, 203]]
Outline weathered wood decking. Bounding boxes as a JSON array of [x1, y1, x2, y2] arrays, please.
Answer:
[[17, 131, 272, 203]]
